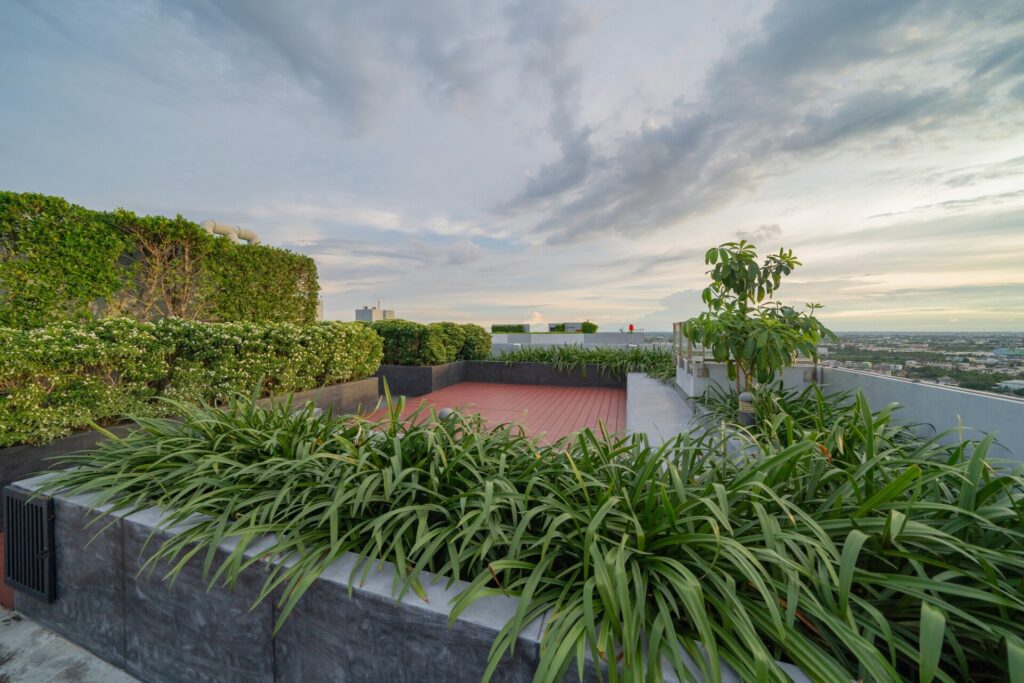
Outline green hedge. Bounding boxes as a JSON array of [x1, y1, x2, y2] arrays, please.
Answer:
[[0, 319, 382, 446], [491, 324, 528, 333], [372, 320, 491, 366], [0, 191, 320, 327]]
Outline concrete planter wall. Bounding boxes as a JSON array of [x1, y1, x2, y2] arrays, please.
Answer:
[[378, 361, 627, 397], [377, 362, 467, 397], [255, 376, 380, 416], [0, 424, 137, 523], [464, 361, 624, 389], [0, 377, 381, 522], [8, 475, 810, 683]]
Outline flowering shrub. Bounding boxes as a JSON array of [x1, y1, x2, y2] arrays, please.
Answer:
[[371, 320, 490, 365], [0, 318, 382, 446]]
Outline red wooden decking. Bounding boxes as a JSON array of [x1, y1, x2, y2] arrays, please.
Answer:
[[371, 382, 625, 442]]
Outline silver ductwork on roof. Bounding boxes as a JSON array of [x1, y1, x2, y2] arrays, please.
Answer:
[[200, 220, 261, 244]]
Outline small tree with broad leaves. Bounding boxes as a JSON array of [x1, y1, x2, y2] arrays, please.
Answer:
[[682, 241, 835, 395]]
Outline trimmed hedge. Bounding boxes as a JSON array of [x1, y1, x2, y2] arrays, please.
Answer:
[[491, 324, 528, 333], [0, 319, 382, 446], [372, 320, 491, 366], [0, 191, 320, 327]]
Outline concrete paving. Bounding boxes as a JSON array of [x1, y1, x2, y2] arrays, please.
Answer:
[[0, 609, 138, 683], [625, 373, 696, 444]]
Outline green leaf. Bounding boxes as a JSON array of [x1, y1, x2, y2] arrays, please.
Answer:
[[919, 602, 945, 683]]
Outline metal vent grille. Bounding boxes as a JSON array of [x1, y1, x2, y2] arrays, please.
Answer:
[[3, 487, 55, 603]]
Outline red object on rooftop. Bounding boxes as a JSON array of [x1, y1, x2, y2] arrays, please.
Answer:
[[368, 382, 625, 443], [628, 324, 634, 332]]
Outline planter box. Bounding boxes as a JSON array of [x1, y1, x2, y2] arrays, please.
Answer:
[[377, 362, 467, 397], [378, 361, 626, 398], [0, 424, 137, 524], [0, 377, 381, 523], [6, 476, 811, 682], [255, 376, 380, 416], [464, 361, 625, 389]]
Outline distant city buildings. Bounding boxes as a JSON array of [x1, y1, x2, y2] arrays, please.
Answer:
[[355, 304, 396, 322], [823, 333, 1024, 397]]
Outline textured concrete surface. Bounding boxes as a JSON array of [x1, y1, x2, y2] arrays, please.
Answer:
[[626, 373, 695, 445], [121, 508, 275, 683], [0, 609, 138, 682], [275, 552, 546, 682], [11, 477, 128, 668]]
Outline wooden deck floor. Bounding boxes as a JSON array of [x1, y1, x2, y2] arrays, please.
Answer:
[[373, 382, 625, 441]]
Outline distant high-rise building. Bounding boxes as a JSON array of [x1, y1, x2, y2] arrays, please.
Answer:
[[355, 304, 396, 322]]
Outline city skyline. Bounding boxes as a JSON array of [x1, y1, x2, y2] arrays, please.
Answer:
[[2, 1, 1023, 331]]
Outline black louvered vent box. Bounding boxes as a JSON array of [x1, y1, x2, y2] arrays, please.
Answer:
[[3, 487, 55, 603]]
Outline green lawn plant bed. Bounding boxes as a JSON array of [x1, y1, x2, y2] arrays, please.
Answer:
[[497, 345, 675, 384], [41, 387, 1024, 682]]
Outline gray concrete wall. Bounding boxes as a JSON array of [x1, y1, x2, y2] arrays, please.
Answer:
[[821, 367, 1024, 461], [8, 476, 810, 683]]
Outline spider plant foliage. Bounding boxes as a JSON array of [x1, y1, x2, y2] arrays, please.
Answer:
[[43, 390, 1024, 683]]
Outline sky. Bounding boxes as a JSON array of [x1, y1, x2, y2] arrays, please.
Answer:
[[2, 0, 1023, 332]]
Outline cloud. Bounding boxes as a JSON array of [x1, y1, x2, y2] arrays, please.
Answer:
[[443, 239, 484, 265], [504, 0, 1024, 243], [502, 1, 597, 207], [736, 224, 782, 244], [926, 155, 1024, 188], [155, 0, 494, 131], [868, 189, 1024, 218]]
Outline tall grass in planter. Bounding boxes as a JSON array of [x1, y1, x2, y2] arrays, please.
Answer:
[[41, 391, 1024, 682]]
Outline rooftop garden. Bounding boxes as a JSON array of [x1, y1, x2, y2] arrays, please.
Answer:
[[40, 385, 1024, 682], [7, 221, 1024, 681]]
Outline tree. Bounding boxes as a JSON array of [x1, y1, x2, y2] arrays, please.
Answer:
[[682, 241, 835, 394]]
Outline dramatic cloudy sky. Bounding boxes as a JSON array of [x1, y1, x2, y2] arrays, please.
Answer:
[[2, 0, 1023, 330]]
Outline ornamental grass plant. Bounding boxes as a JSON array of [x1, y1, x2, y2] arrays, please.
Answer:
[[41, 388, 1024, 683], [497, 345, 676, 383]]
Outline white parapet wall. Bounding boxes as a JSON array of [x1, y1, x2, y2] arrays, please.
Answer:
[[676, 362, 1024, 463], [820, 367, 1024, 461]]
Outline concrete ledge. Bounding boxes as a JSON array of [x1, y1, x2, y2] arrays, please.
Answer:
[[626, 373, 694, 445], [6, 473, 813, 682]]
